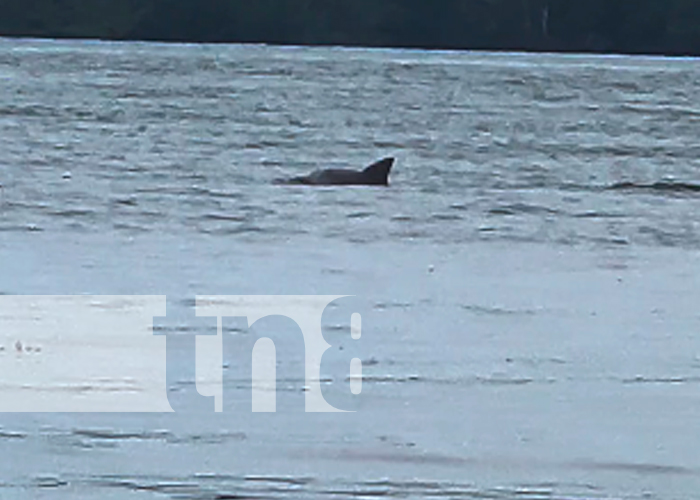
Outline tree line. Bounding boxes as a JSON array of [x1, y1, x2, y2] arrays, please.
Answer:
[[1, 0, 698, 56]]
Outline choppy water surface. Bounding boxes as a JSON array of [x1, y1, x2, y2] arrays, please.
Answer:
[[1, 38, 700, 499]]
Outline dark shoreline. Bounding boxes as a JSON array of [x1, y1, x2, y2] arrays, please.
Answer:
[[2, 0, 700, 59]]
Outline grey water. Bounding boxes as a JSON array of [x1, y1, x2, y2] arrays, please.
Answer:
[[1, 37, 700, 499]]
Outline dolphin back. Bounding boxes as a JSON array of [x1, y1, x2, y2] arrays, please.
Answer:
[[276, 157, 395, 186], [361, 157, 394, 185]]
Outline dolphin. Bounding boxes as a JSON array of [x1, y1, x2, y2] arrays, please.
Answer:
[[277, 157, 394, 186]]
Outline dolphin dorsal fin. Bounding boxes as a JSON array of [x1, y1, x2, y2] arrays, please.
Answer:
[[362, 157, 395, 185]]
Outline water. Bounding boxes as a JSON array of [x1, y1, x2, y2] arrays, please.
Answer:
[[1, 38, 700, 499]]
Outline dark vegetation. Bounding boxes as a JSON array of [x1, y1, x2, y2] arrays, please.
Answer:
[[1, 0, 699, 56]]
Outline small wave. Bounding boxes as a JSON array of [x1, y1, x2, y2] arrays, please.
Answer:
[[475, 376, 534, 386], [72, 428, 172, 441], [244, 475, 314, 485], [48, 208, 97, 218], [618, 103, 700, 118], [203, 189, 245, 200], [347, 374, 537, 387], [373, 301, 413, 311], [607, 181, 700, 194], [0, 224, 44, 232], [14, 470, 605, 499], [637, 226, 696, 248], [332, 449, 469, 467], [488, 204, 559, 216], [11, 380, 143, 394], [0, 429, 27, 439], [200, 213, 248, 222], [461, 304, 540, 317], [112, 222, 150, 233], [622, 375, 700, 385], [324, 324, 351, 333], [351, 374, 422, 383], [572, 460, 695, 476], [346, 211, 374, 219], [321, 267, 345, 275], [198, 225, 267, 236], [44, 428, 248, 450], [0, 104, 58, 118], [573, 210, 627, 219], [167, 431, 247, 445], [430, 213, 463, 221], [449, 203, 470, 211], [111, 196, 138, 206], [33, 476, 69, 488]]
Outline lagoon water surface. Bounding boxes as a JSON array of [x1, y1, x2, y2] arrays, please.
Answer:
[[1, 38, 700, 499]]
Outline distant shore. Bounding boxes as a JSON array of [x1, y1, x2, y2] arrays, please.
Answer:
[[2, 0, 700, 57]]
